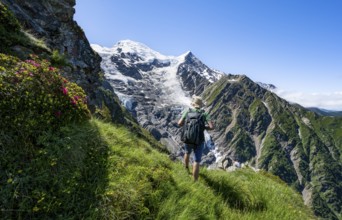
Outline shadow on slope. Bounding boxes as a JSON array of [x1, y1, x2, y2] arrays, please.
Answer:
[[0, 121, 110, 219]]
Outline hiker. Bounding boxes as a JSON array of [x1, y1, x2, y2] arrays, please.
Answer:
[[178, 95, 214, 181]]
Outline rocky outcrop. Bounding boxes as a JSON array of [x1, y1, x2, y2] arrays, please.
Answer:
[[1, 0, 126, 123], [2, 0, 100, 81], [177, 52, 212, 96]]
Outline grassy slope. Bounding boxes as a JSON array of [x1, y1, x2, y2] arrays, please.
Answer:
[[1, 118, 315, 219]]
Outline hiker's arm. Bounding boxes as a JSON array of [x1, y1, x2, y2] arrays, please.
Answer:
[[205, 120, 214, 130], [177, 118, 184, 127], [178, 109, 188, 127]]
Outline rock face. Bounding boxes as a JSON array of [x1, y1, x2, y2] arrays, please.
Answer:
[[1, 0, 125, 123], [2, 0, 100, 84]]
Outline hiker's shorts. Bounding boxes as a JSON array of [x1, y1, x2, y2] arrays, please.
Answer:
[[184, 142, 204, 163]]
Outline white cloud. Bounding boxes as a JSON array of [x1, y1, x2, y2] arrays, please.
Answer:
[[275, 89, 342, 111]]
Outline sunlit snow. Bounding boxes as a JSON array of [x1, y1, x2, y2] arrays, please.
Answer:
[[91, 40, 222, 108]]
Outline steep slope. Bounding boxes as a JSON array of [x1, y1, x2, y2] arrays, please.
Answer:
[[203, 75, 342, 219], [94, 41, 342, 219]]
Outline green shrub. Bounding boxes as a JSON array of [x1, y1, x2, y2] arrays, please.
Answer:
[[0, 3, 22, 52], [51, 50, 68, 67], [0, 3, 21, 32], [0, 53, 90, 144]]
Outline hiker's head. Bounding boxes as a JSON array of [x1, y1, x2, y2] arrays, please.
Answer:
[[191, 95, 204, 109]]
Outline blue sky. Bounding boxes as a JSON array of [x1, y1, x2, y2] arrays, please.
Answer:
[[74, 0, 342, 110]]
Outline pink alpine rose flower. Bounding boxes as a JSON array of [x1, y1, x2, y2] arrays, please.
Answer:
[[55, 111, 62, 117], [62, 87, 68, 95], [70, 98, 77, 106]]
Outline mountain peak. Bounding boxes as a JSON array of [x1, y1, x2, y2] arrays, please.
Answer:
[[112, 40, 169, 61], [177, 51, 193, 62], [183, 50, 192, 57], [115, 39, 151, 51]]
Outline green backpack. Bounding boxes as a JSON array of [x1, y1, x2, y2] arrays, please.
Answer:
[[181, 108, 206, 145]]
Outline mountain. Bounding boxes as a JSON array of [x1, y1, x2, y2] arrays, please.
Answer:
[[203, 75, 342, 219], [92, 40, 222, 154], [92, 40, 342, 219], [307, 107, 342, 117]]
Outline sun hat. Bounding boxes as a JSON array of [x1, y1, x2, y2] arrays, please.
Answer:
[[191, 95, 204, 109]]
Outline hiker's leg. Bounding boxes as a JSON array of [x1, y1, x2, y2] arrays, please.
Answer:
[[183, 144, 192, 168], [192, 142, 204, 181], [193, 162, 200, 181], [184, 153, 190, 168]]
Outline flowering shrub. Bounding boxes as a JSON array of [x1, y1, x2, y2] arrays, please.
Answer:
[[0, 53, 90, 142]]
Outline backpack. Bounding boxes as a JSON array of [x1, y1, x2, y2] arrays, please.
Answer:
[[181, 108, 206, 145]]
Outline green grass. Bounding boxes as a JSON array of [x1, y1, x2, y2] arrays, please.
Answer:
[[0, 118, 316, 219]]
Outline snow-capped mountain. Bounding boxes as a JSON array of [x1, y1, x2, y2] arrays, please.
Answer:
[[92, 40, 222, 108], [92, 40, 223, 154]]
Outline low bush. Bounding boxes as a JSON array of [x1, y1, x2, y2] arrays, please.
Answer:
[[0, 53, 90, 145], [51, 50, 69, 67]]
